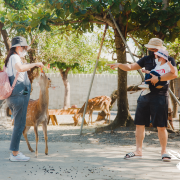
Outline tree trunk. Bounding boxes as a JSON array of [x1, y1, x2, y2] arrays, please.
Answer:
[[0, 22, 11, 52], [113, 28, 134, 126], [59, 68, 71, 110], [95, 23, 134, 133], [170, 80, 178, 118]]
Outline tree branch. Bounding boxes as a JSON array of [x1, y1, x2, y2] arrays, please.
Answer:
[[51, 20, 106, 26], [0, 22, 11, 51], [126, 51, 142, 58], [94, 15, 115, 28], [65, 67, 71, 74]]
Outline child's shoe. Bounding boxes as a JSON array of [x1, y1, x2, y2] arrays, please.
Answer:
[[138, 84, 149, 89], [141, 89, 151, 96]]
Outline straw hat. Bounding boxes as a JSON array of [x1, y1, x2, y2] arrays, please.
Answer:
[[154, 49, 169, 61], [145, 38, 166, 49], [11, 36, 31, 50]]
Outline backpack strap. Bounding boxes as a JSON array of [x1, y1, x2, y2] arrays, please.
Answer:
[[3, 65, 6, 71], [10, 56, 20, 89], [12, 73, 19, 89]]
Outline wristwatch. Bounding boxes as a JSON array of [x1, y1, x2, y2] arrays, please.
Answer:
[[158, 76, 161, 82]]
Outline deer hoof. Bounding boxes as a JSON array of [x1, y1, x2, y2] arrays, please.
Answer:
[[45, 153, 48, 155], [30, 148, 35, 152]]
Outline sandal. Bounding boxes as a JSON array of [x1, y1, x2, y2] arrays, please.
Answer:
[[124, 152, 142, 160], [162, 154, 171, 162]]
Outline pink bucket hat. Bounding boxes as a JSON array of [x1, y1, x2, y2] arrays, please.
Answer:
[[154, 49, 169, 61]]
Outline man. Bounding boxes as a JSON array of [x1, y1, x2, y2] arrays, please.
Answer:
[[108, 38, 177, 161]]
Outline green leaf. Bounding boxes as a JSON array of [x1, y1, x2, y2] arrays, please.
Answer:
[[17, 27, 26, 33], [39, 23, 44, 32], [155, 22, 160, 32], [31, 20, 39, 27], [152, 0, 162, 2], [97, 4, 102, 13], [49, 0, 53, 5], [131, 0, 138, 9], [0, 17, 5, 23], [111, 3, 120, 14], [69, 4, 74, 13], [44, 24, 51, 31], [56, 9, 61, 17], [80, 10, 87, 15], [41, 18, 47, 25]]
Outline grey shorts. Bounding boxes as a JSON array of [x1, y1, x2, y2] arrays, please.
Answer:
[[134, 93, 168, 127]]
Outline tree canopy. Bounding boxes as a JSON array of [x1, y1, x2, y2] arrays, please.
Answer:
[[2, 0, 180, 42]]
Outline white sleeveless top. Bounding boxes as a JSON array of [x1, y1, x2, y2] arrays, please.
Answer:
[[6, 54, 25, 82]]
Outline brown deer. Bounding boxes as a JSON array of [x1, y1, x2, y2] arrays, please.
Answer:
[[72, 96, 111, 126], [23, 71, 51, 157]]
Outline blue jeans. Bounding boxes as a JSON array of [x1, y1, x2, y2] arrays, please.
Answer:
[[145, 70, 167, 87], [7, 94, 30, 151], [7, 70, 31, 151]]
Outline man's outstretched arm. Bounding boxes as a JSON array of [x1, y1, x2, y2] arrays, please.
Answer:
[[107, 63, 141, 71]]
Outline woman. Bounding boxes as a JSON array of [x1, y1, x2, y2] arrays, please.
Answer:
[[5, 36, 44, 162]]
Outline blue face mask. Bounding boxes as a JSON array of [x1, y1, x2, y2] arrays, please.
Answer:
[[155, 58, 161, 66]]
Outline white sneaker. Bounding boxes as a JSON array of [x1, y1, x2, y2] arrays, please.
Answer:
[[9, 152, 30, 162], [141, 89, 151, 96], [138, 84, 149, 89]]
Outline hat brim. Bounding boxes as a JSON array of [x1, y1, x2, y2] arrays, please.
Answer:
[[154, 52, 168, 61], [11, 44, 31, 50], [144, 44, 166, 50]]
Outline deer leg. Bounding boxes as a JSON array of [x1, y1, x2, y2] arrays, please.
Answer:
[[84, 118, 88, 125], [90, 111, 93, 124], [47, 115, 50, 125], [23, 126, 34, 152], [107, 111, 110, 124], [42, 121, 48, 155], [34, 125, 39, 157], [102, 109, 107, 124], [80, 115, 87, 125]]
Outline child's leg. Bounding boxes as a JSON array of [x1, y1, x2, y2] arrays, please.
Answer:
[[150, 71, 167, 88], [145, 73, 152, 85]]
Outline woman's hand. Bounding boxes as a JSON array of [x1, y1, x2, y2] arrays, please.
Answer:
[[107, 63, 120, 70], [35, 62, 44, 68]]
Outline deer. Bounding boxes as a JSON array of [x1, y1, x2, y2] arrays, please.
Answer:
[[23, 71, 51, 157], [72, 96, 111, 126]]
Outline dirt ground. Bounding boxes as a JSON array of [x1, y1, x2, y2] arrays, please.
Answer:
[[0, 111, 180, 150]]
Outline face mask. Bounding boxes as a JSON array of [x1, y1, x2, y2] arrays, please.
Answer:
[[148, 50, 155, 58], [19, 49, 27, 57], [155, 58, 161, 66]]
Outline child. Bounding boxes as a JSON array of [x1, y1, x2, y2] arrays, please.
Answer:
[[138, 48, 175, 94]]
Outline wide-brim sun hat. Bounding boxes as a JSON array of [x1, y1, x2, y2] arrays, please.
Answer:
[[145, 38, 166, 50], [154, 48, 169, 61], [11, 36, 31, 50]]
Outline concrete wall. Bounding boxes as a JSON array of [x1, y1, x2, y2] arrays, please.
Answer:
[[30, 73, 142, 111]]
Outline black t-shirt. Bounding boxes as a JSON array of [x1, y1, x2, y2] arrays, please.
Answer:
[[137, 56, 176, 96]]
